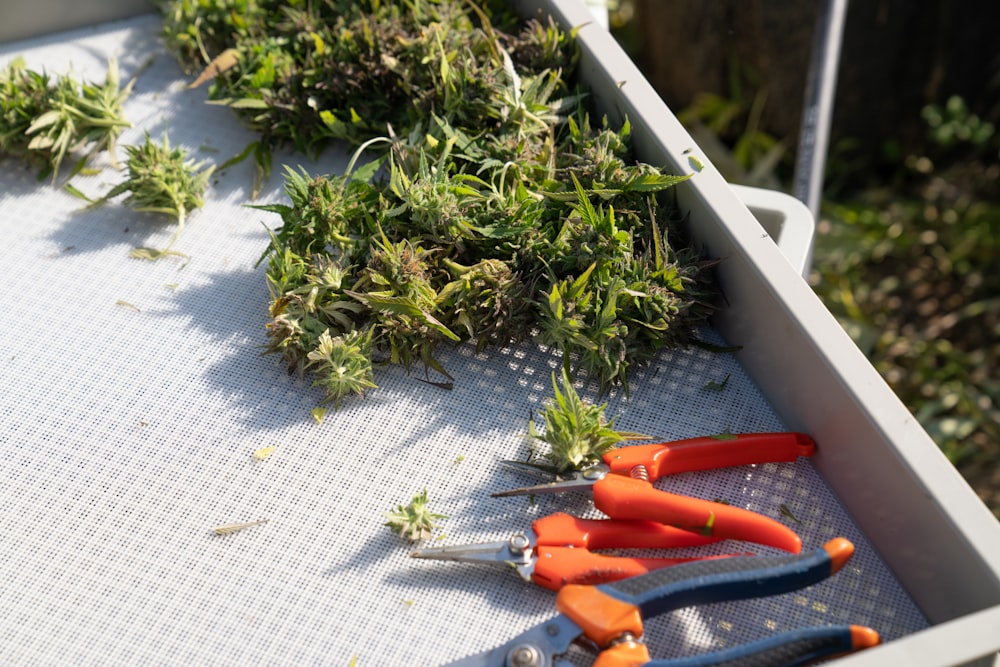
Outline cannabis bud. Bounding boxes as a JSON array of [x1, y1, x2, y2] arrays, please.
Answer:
[[90, 132, 214, 259], [528, 368, 647, 473], [305, 328, 377, 407], [384, 489, 447, 542], [1, 56, 134, 183]]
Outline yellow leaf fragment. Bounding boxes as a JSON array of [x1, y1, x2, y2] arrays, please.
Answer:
[[189, 48, 240, 89], [252, 445, 277, 461], [115, 300, 140, 312], [311, 406, 326, 424], [212, 518, 268, 535], [130, 247, 189, 261]]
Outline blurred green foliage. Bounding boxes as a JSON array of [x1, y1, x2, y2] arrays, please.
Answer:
[[810, 97, 1000, 514], [662, 54, 1000, 513], [674, 61, 789, 190], [608, 0, 1000, 513]]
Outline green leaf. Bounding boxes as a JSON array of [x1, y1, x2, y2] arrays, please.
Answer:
[[624, 172, 692, 192], [349, 292, 460, 342], [64, 183, 95, 203], [229, 97, 270, 110], [703, 374, 731, 392], [219, 141, 258, 171]]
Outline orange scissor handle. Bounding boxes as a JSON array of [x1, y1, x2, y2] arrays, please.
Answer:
[[556, 584, 643, 647], [604, 432, 816, 480], [592, 474, 803, 553], [591, 641, 651, 667], [530, 545, 717, 591], [531, 512, 721, 550]]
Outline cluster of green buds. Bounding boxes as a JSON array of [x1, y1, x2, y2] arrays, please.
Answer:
[[0, 57, 134, 182], [161, 0, 718, 407], [161, 1, 579, 186]]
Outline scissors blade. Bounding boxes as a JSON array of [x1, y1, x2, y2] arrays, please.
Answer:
[[440, 615, 583, 666], [492, 464, 608, 498], [411, 534, 537, 582], [411, 536, 533, 567], [496, 459, 563, 480]]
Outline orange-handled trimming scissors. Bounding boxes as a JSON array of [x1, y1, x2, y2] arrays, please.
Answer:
[[412, 511, 742, 590], [495, 432, 816, 553]]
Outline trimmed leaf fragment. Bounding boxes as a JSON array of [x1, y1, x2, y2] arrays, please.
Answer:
[[212, 518, 269, 535], [189, 48, 240, 88], [252, 445, 277, 460], [704, 374, 731, 392], [779, 504, 802, 524]]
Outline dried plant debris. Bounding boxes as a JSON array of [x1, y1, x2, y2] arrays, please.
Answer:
[[528, 368, 649, 474], [212, 518, 269, 535], [252, 445, 277, 460], [84, 132, 214, 260], [704, 374, 730, 391], [159, 0, 718, 405], [384, 489, 447, 543], [0, 57, 134, 183]]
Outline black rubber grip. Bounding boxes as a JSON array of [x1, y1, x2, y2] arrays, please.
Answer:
[[648, 626, 860, 667], [600, 547, 831, 618]]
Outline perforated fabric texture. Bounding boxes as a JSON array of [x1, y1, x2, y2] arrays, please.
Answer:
[[0, 15, 928, 666]]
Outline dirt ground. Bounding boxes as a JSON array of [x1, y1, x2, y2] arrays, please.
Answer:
[[960, 461, 1000, 519]]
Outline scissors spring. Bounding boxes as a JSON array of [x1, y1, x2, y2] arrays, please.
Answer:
[[629, 465, 650, 482]]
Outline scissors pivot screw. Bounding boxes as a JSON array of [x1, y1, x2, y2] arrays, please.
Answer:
[[506, 643, 541, 667], [508, 533, 531, 554]]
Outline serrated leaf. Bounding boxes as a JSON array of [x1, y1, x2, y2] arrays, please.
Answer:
[[624, 172, 692, 192]]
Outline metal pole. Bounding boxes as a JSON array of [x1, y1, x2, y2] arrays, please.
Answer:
[[793, 0, 849, 221]]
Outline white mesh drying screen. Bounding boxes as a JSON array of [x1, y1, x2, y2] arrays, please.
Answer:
[[0, 15, 927, 666]]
